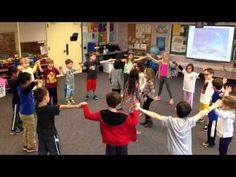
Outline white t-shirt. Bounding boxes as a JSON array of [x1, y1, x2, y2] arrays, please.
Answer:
[[200, 79, 214, 105], [139, 72, 146, 92], [216, 109, 235, 138], [161, 116, 196, 155], [182, 70, 199, 93]]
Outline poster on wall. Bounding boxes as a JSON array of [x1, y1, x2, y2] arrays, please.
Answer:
[[156, 24, 168, 34], [170, 24, 188, 55], [156, 37, 166, 51]]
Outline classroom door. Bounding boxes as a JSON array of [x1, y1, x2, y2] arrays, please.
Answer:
[[46, 22, 82, 71]]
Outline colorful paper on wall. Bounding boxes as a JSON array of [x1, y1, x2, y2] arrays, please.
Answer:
[[173, 24, 181, 35]]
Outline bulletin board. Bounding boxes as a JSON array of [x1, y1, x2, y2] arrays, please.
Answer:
[[128, 24, 152, 50], [169, 24, 188, 55]]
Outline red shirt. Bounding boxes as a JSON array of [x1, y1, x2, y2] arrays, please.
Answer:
[[82, 104, 139, 146], [43, 67, 60, 88]]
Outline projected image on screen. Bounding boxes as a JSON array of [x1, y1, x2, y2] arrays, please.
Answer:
[[186, 26, 235, 62]]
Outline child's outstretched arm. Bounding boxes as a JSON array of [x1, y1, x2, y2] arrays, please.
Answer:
[[80, 102, 100, 121], [37, 60, 43, 73], [133, 56, 147, 62], [100, 58, 116, 64], [32, 61, 39, 73], [146, 53, 161, 64], [59, 103, 83, 110], [139, 106, 163, 121], [192, 99, 222, 122]]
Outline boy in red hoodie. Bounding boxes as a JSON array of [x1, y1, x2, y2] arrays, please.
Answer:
[[80, 91, 139, 155]]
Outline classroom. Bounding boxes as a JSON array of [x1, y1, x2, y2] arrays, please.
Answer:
[[0, 22, 236, 155]]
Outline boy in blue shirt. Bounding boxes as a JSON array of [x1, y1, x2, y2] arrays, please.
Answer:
[[18, 72, 42, 153]]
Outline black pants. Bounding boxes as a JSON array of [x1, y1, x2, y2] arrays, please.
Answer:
[[106, 144, 128, 155], [123, 73, 129, 86], [158, 77, 173, 98], [219, 137, 232, 155], [11, 102, 23, 132], [47, 87, 58, 105], [38, 134, 61, 155], [207, 120, 217, 146], [143, 96, 153, 122], [112, 89, 121, 94]]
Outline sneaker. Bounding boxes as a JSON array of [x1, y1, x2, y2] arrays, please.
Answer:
[[197, 119, 204, 123], [169, 99, 174, 105], [202, 141, 215, 148], [136, 130, 142, 135], [10, 131, 16, 135], [65, 99, 71, 105], [23, 146, 28, 152], [70, 98, 76, 104], [93, 95, 99, 100], [203, 124, 208, 131], [84, 94, 89, 101], [26, 147, 38, 153], [15, 128, 23, 134]]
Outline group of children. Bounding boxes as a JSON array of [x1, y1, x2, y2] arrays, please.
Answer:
[[6, 51, 236, 155]]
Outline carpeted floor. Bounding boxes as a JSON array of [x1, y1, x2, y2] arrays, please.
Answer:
[[0, 72, 235, 155]]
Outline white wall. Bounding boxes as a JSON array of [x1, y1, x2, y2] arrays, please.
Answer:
[[19, 22, 46, 42]]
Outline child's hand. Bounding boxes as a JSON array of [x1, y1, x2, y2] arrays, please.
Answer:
[[36, 60, 41, 66], [134, 102, 140, 110], [146, 53, 152, 58], [223, 77, 227, 85], [224, 86, 232, 96], [79, 102, 88, 107], [153, 96, 159, 101], [36, 79, 43, 88]]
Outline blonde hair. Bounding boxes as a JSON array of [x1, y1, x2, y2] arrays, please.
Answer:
[[145, 68, 155, 81], [222, 95, 236, 109], [162, 51, 169, 62], [19, 57, 29, 65]]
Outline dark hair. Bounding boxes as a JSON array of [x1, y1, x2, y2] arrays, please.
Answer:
[[18, 72, 31, 85], [34, 87, 48, 107], [113, 59, 123, 69], [212, 78, 223, 90], [65, 59, 73, 65], [106, 92, 121, 108], [186, 63, 194, 72], [126, 69, 139, 95], [88, 52, 96, 58], [176, 101, 192, 118], [8, 65, 18, 76], [126, 52, 134, 63], [136, 62, 145, 73], [204, 68, 214, 75]]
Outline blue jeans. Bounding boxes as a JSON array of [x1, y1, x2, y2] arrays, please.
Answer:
[[38, 134, 61, 155], [64, 84, 74, 99]]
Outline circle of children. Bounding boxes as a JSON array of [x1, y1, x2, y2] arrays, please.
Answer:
[[7, 50, 236, 155]]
